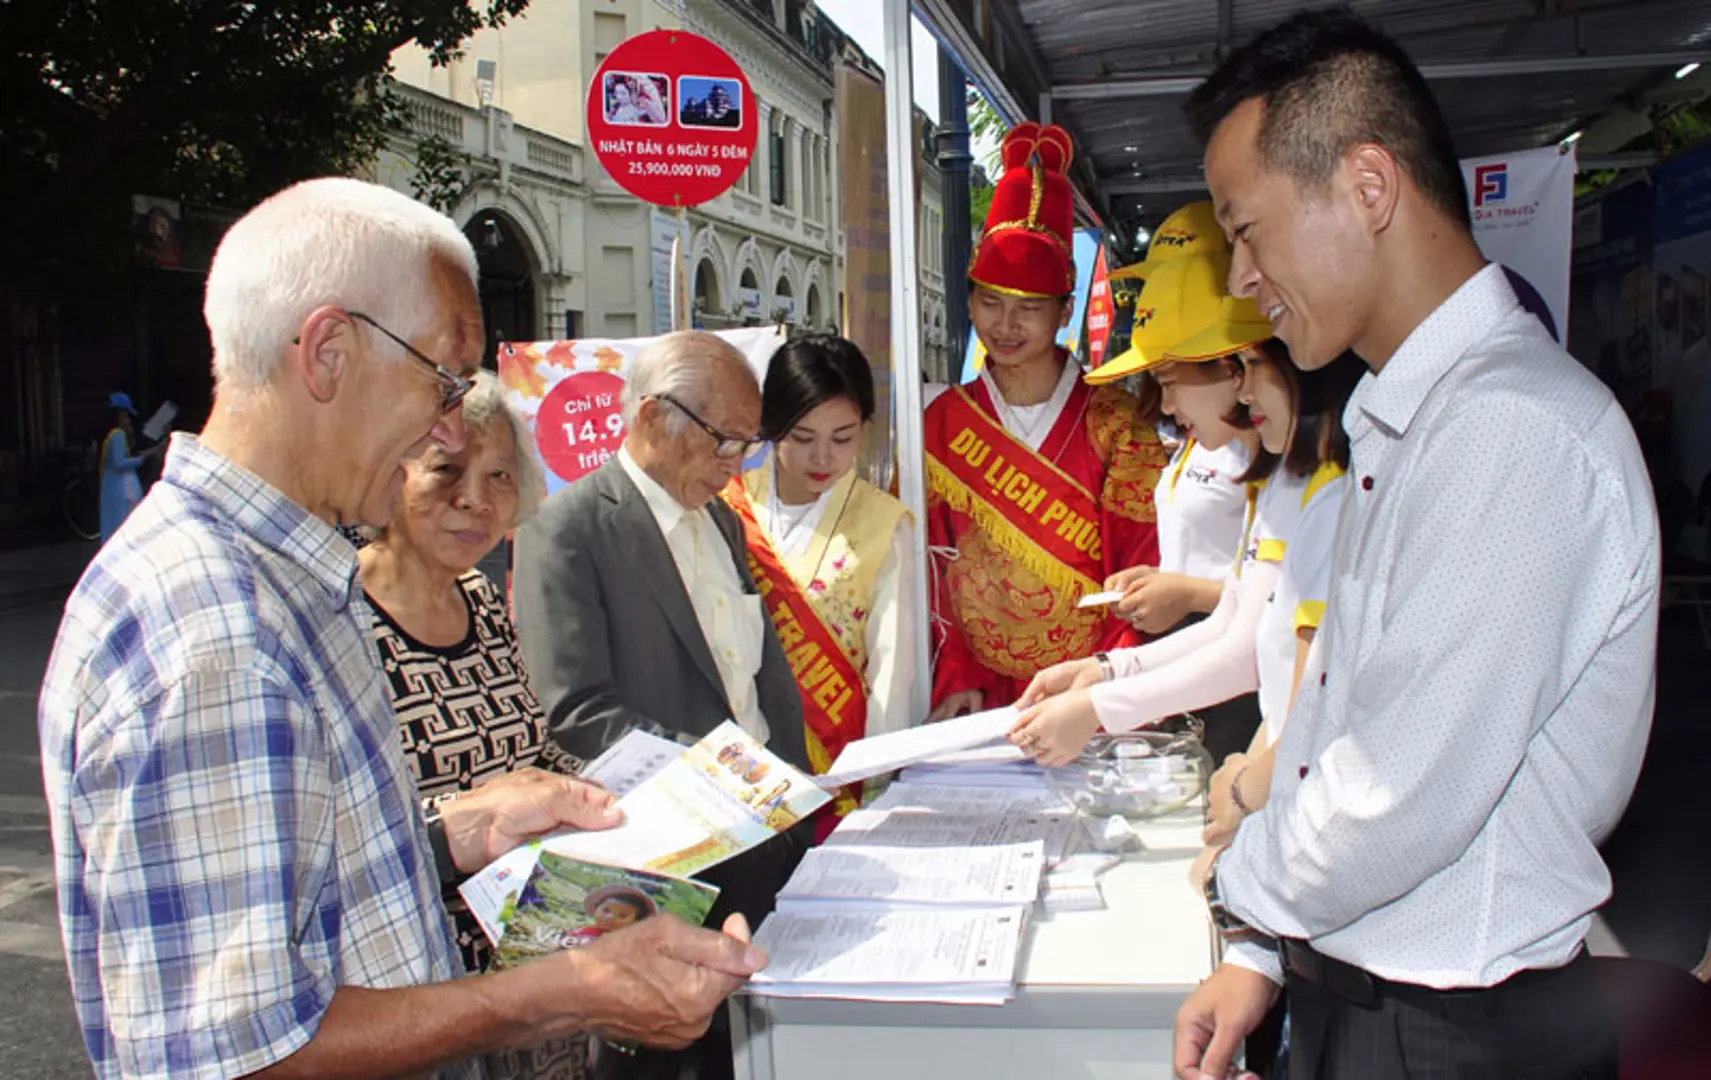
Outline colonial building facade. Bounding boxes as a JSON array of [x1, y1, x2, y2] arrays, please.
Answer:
[[385, 0, 950, 376]]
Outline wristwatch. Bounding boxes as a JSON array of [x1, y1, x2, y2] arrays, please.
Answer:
[[1093, 651, 1115, 683], [1203, 850, 1253, 936], [423, 804, 461, 889]]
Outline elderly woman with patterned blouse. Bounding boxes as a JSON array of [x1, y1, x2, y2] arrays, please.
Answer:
[[358, 370, 588, 1080]]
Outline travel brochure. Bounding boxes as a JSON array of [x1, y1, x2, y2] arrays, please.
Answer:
[[492, 850, 720, 969], [460, 721, 829, 947]]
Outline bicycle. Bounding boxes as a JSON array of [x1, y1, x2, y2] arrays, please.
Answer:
[[60, 444, 100, 541]]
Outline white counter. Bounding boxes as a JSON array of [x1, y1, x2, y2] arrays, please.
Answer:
[[732, 809, 1216, 1079]]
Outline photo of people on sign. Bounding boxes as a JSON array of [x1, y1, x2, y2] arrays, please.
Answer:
[[603, 72, 668, 126], [132, 195, 182, 270], [678, 76, 742, 129]]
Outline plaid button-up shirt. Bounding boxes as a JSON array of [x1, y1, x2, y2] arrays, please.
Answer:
[[40, 434, 478, 1080]]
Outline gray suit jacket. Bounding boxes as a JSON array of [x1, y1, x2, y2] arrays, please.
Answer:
[[512, 456, 808, 771]]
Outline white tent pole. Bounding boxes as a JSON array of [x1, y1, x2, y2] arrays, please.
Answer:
[[882, 0, 931, 725]]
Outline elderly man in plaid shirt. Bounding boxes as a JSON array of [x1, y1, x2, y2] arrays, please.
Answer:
[[38, 178, 766, 1080]]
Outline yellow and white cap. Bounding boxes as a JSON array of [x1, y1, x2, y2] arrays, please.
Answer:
[[1134, 201, 1228, 278], [1107, 202, 1225, 284], [1089, 251, 1239, 383], [1162, 294, 1272, 365]]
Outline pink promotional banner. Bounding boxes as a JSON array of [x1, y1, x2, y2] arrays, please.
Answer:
[[497, 327, 786, 498]]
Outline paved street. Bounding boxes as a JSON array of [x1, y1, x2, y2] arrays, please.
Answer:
[[0, 593, 91, 1078]]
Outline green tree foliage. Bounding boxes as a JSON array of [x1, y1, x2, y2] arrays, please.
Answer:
[[966, 88, 1003, 237], [0, 0, 529, 284], [410, 134, 474, 215]]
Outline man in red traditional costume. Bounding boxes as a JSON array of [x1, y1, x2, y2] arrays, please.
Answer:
[[926, 122, 1167, 719]]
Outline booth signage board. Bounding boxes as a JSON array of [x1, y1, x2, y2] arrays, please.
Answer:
[[535, 370, 627, 486], [498, 327, 786, 498], [1460, 145, 1576, 341], [586, 29, 756, 207]]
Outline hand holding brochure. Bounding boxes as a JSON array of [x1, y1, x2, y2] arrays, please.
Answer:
[[817, 706, 1019, 787], [460, 721, 828, 945], [494, 851, 720, 969]]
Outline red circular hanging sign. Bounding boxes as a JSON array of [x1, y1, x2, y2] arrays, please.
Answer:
[[586, 29, 757, 208], [535, 371, 627, 484]]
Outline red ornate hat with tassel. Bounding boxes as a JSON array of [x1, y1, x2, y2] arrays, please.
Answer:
[[968, 122, 1076, 299]]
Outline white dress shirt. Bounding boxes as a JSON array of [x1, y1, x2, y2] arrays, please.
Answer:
[[1156, 438, 1251, 581], [754, 482, 919, 738], [617, 447, 770, 743], [1221, 264, 1660, 988], [978, 357, 1080, 450]]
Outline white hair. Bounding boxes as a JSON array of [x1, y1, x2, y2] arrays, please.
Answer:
[[459, 370, 545, 526], [619, 330, 755, 435], [203, 177, 478, 392], [360, 370, 541, 544]]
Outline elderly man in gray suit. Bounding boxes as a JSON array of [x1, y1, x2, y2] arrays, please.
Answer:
[[513, 329, 806, 1080]]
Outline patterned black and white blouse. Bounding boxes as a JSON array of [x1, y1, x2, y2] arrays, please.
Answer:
[[371, 569, 581, 813], [367, 569, 588, 1079]]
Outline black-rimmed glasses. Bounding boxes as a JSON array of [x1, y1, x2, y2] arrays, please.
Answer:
[[347, 311, 474, 413], [657, 394, 761, 460]]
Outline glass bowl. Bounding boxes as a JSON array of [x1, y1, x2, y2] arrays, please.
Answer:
[[1045, 730, 1213, 822]]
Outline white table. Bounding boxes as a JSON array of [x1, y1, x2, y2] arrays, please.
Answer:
[[732, 810, 1217, 1079]]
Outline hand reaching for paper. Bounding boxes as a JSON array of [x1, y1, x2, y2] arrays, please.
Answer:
[[440, 768, 623, 873], [568, 913, 767, 1049], [1015, 657, 1103, 708], [1113, 567, 1202, 635], [1008, 688, 1102, 767]]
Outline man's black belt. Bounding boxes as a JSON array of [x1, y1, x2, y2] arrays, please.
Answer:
[[1278, 938, 1583, 1011]]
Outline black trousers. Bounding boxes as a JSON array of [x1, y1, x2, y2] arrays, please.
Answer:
[[592, 829, 806, 1080], [1284, 945, 1618, 1080]]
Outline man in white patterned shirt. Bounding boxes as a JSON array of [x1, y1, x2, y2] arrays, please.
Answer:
[[1173, 12, 1659, 1080], [39, 179, 766, 1080]]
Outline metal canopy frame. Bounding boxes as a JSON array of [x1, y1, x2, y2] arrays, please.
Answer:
[[877, 1, 1709, 722], [905, 0, 1711, 255]]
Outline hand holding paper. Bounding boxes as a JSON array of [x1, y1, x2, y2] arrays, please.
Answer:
[[441, 768, 622, 873], [551, 912, 767, 1049]]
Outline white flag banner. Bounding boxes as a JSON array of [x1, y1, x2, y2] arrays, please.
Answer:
[[1461, 145, 1577, 341]]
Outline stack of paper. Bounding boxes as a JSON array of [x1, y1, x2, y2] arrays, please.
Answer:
[[867, 781, 1065, 815], [748, 906, 1030, 1005], [776, 841, 1046, 912], [822, 806, 1075, 858], [898, 755, 1051, 791]]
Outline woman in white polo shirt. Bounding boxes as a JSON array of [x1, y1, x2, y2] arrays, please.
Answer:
[[1085, 252, 1260, 760], [1008, 282, 1363, 780]]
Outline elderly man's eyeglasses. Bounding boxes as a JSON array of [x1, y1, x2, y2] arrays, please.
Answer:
[[347, 311, 474, 413], [656, 394, 761, 460]]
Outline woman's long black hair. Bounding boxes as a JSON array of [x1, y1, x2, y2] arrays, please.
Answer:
[[759, 334, 877, 440], [1238, 341, 1366, 484]]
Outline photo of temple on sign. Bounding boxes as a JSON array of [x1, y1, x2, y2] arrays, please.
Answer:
[[678, 76, 742, 128]]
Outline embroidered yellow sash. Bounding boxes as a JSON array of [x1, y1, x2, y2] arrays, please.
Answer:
[[721, 479, 869, 818], [924, 386, 1104, 599]]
